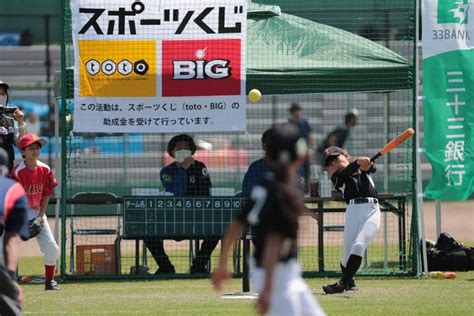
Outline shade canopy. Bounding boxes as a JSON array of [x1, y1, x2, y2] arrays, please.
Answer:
[[246, 3, 412, 94]]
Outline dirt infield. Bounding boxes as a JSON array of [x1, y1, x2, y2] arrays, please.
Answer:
[[20, 200, 473, 257], [422, 200, 473, 242]]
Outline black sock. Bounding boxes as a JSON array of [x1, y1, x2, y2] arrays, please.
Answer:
[[340, 255, 362, 285], [341, 262, 356, 285], [340, 262, 345, 274]]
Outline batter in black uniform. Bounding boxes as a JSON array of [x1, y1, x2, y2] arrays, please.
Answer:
[[146, 134, 217, 274], [213, 124, 325, 316], [322, 146, 381, 294]]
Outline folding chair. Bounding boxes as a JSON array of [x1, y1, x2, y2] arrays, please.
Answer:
[[69, 192, 121, 274]]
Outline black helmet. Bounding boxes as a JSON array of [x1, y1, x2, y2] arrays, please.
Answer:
[[323, 146, 347, 167], [265, 123, 307, 162], [166, 134, 197, 157]]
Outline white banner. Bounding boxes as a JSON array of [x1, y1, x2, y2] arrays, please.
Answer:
[[71, 0, 247, 133], [422, 0, 473, 58]]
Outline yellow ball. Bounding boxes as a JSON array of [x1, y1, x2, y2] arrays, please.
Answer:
[[248, 89, 262, 103]]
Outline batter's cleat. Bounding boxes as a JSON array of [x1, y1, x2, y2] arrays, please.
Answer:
[[190, 265, 209, 275], [345, 280, 359, 291], [154, 265, 176, 275], [322, 281, 345, 294], [45, 280, 60, 291]]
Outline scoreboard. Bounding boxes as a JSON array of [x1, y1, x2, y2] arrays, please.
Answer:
[[123, 196, 246, 237]]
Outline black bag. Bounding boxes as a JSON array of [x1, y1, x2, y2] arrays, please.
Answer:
[[425, 232, 474, 271], [435, 232, 463, 252], [427, 247, 473, 271]]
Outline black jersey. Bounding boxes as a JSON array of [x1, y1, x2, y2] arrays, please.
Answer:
[[0, 115, 17, 171], [160, 160, 211, 196], [331, 160, 378, 203], [236, 172, 298, 267]]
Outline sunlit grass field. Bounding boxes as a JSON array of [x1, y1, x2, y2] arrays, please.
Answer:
[[18, 253, 474, 315], [46, 243, 412, 277]]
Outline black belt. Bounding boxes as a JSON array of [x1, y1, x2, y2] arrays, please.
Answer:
[[348, 197, 378, 205]]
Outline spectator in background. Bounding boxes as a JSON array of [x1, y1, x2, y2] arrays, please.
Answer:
[[19, 29, 33, 46], [243, 129, 305, 197], [0, 148, 29, 314], [242, 129, 272, 197], [317, 109, 359, 167], [288, 103, 312, 190], [25, 113, 41, 135], [242, 129, 304, 197], [145, 134, 218, 274], [0, 81, 27, 171], [359, 25, 380, 41]]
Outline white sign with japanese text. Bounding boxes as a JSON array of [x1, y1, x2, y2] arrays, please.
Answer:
[[71, 0, 247, 133]]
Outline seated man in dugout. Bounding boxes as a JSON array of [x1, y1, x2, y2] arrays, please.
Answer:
[[145, 134, 218, 274]]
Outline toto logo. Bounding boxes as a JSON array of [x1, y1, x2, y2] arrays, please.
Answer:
[[85, 59, 149, 76]]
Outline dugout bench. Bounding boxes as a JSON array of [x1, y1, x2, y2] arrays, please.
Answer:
[[60, 193, 407, 280], [115, 194, 407, 277], [115, 196, 252, 288], [304, 193, 408, 273]]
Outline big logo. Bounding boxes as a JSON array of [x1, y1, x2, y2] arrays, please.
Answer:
[[79, 40, 156, 97], [438, 0, 469, 24], [162, 39, 241, 97]]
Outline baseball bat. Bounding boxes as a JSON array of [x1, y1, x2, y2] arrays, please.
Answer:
[[370, 128, 415, 162]]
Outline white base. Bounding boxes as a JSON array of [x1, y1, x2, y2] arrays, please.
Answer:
[[221, 292, 258, 299]]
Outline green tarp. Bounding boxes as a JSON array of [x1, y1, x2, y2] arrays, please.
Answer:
[[246, 4, 412, 94], [253, 0, 413, 38]]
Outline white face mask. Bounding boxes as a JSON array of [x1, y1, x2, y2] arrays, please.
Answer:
[[174, 149, 192, 163], [0, 95, 7, 106]]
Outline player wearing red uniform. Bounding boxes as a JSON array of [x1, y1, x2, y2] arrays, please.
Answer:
[[11, 133, 59, 291]]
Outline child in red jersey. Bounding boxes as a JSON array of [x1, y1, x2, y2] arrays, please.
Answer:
[[12, 133, 60, 291]]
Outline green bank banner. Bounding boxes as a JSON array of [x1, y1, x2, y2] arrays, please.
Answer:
[[422, 0, 474, 200]]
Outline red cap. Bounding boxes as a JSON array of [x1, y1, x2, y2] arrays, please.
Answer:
[[18, 133, 47, 150]]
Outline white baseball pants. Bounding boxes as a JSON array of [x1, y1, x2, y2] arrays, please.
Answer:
[[28, 210, 59, 266], [341, 200, 381, 267], [251, 259, 326, 316]]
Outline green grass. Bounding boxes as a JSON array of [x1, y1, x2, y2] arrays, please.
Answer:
[[20, 269, 474, 315], [20, 242, 473, 314], [52, 242, 414, 278], [18, 256, 474, 315]]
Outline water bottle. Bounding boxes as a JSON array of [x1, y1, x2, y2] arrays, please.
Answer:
[[309, 165, 319, 197], [321, 171, 332, 198]]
